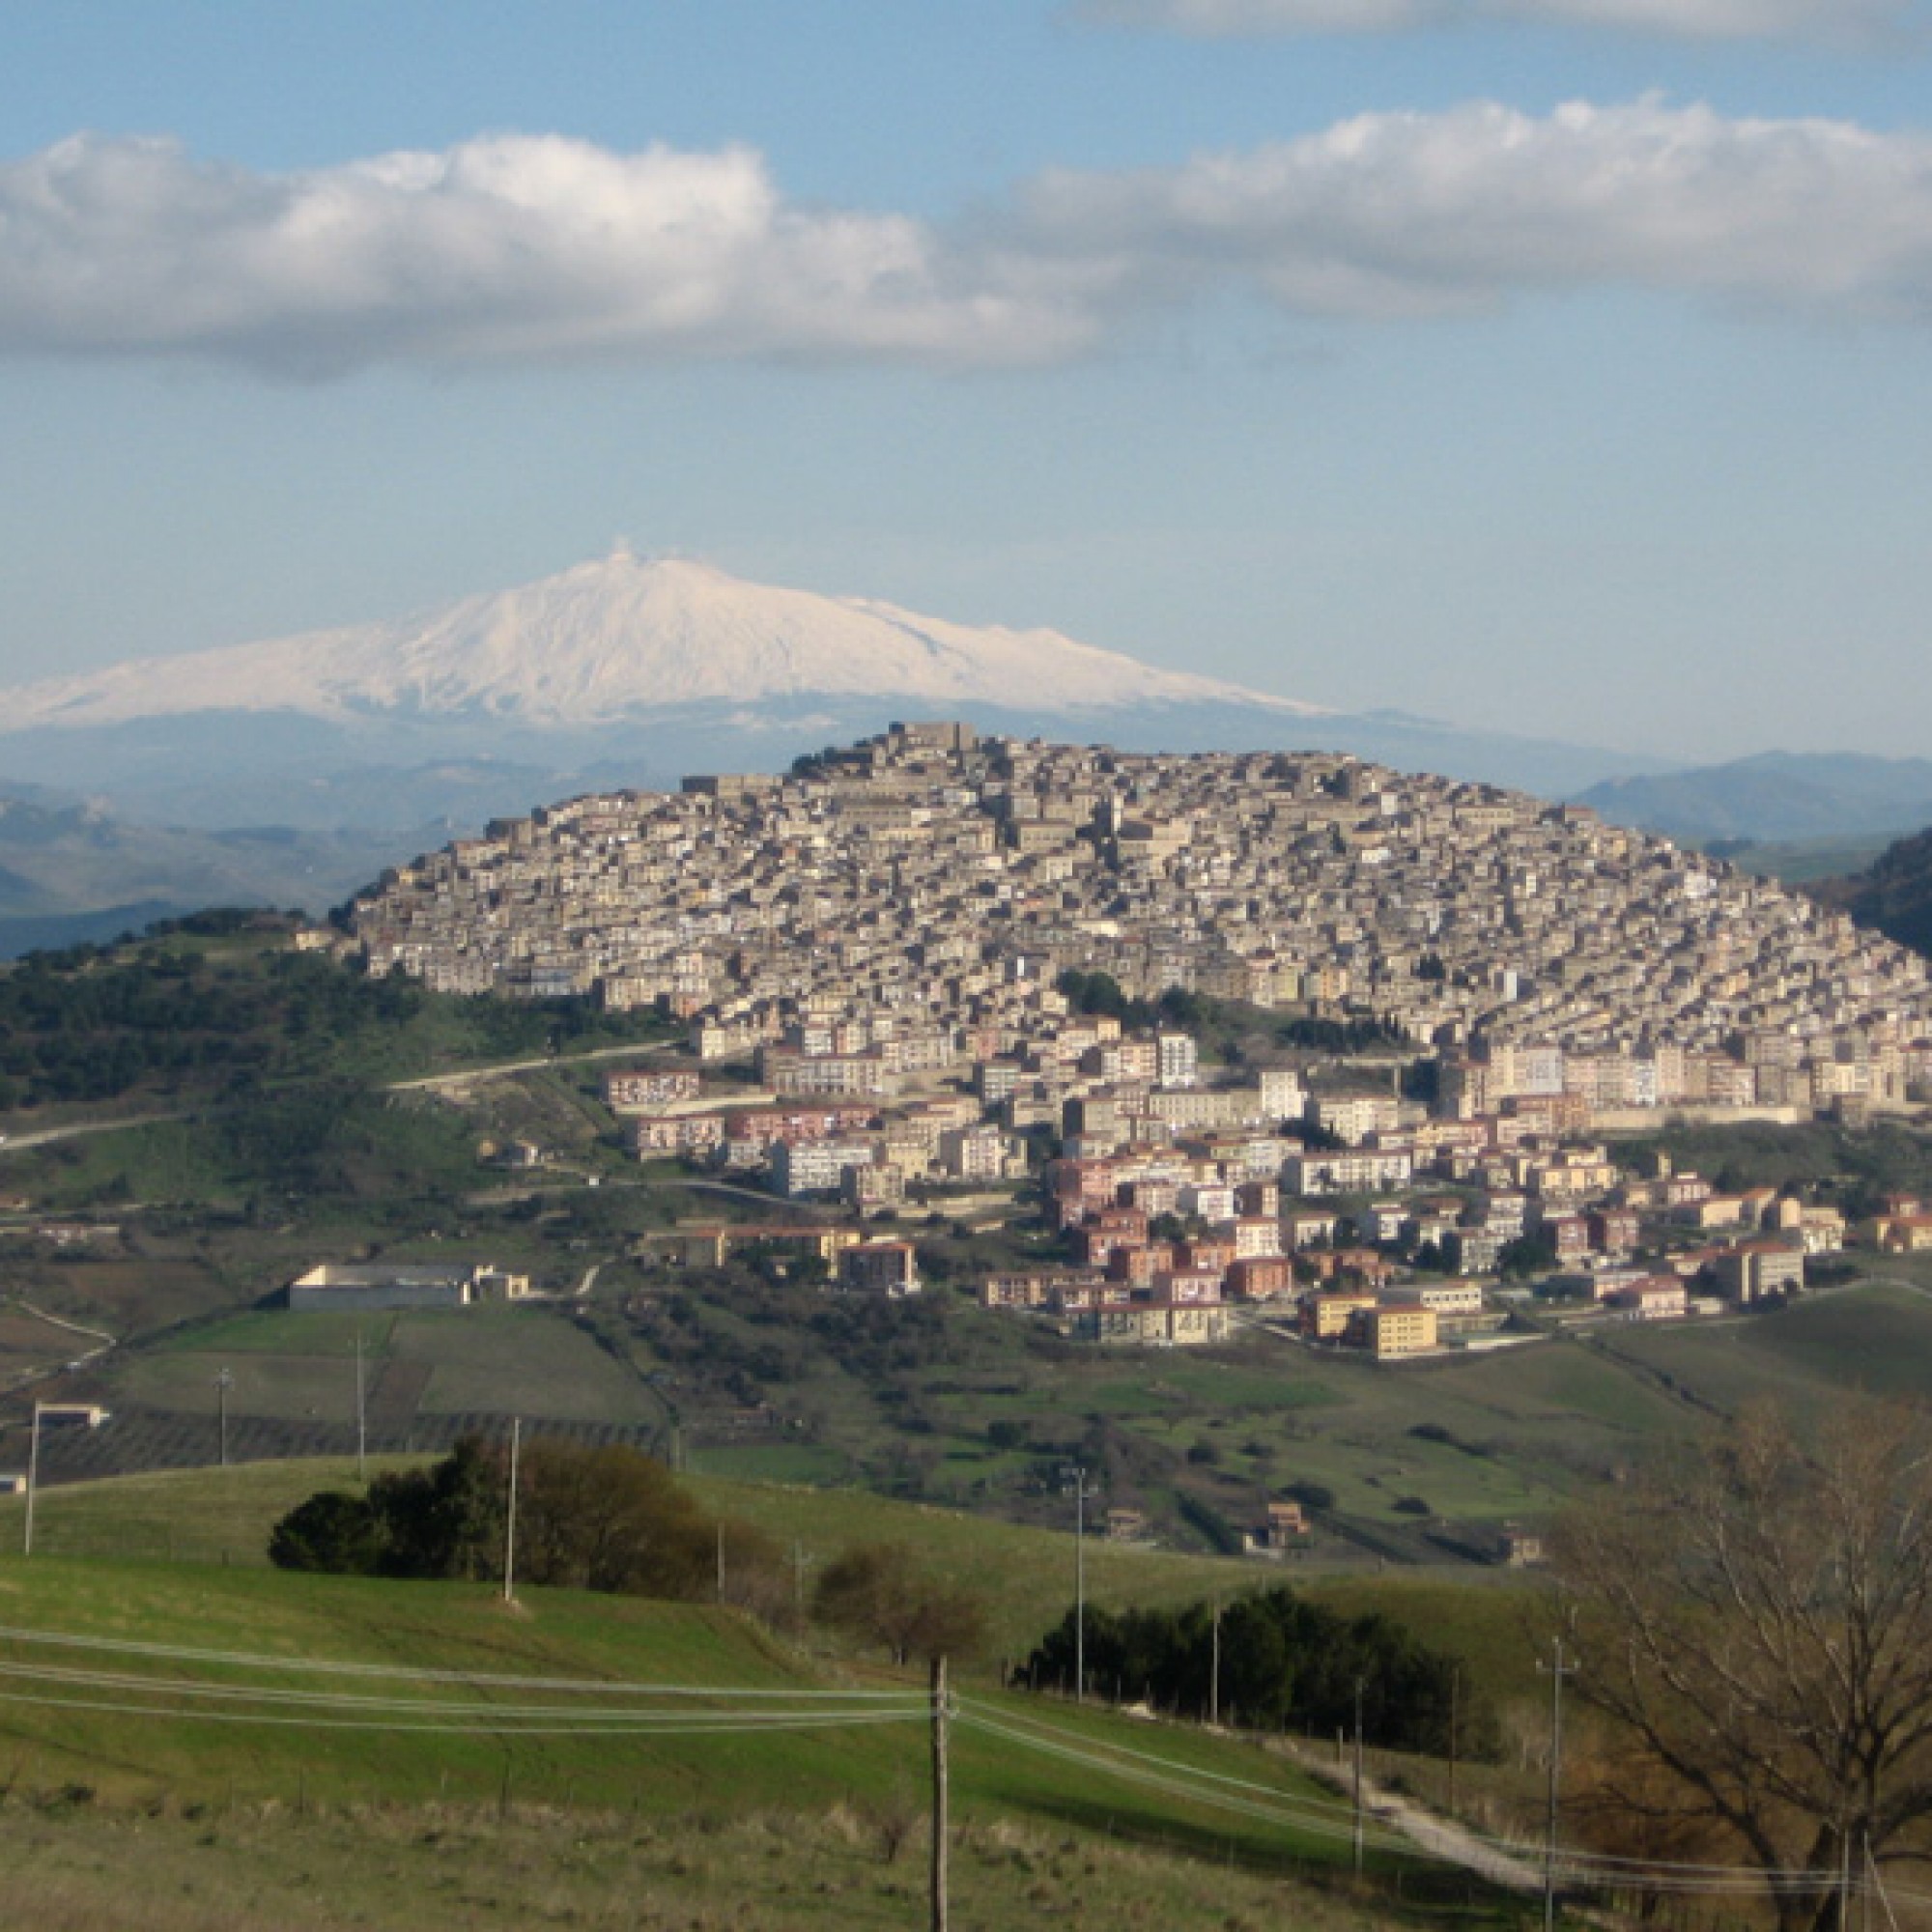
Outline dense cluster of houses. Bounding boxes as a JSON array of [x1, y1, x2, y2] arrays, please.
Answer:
[[975, 1069, 1842, 1355], [350, 723, 1932, 1118], [337, 721, 1932, 1354], [592, 984, 1866, 1356]]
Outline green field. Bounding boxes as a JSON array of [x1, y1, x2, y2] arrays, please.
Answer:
[[0, 1456, 1290, 1661], [1591, 1282, 1932, 1420], [109, 1302, 665, 1438], [0, 1456, 1546, 1705], [0, 1529, 1505, 1932], [34, 1273, 1932, 1577]]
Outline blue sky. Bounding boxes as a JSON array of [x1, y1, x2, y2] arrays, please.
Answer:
[[3, 0, 1931, 766]]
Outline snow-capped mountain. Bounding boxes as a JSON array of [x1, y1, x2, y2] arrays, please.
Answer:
[[0, 550, 1662, 893], [0, 547, 1324, 731]]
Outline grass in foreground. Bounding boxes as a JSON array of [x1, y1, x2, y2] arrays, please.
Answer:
[[0, 1552, 1419, 1870], [0, 1795, 1491, 1932], [0, 1549, 1532, 1932]]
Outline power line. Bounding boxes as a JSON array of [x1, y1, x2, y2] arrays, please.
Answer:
[[0, 1686, 925, 1737], [956, 1698, 1885, 1901], [0, 1623, 908, 1698], [0, 1658, 924, 1725], [0, 1612, 1899, 1907]]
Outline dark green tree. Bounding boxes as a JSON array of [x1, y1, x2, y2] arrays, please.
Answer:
[[267, 1491, 386, 1573]]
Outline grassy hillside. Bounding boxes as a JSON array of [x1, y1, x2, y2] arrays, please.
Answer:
[[0, 1456, 1545, 1702], [0, 1539, 1504, 1932], [1589, 1281, 1932, 1421], [22, 1271, 1932, 1588], [0, 1456, 1288, 1662], [0, 913, 675, 1117]]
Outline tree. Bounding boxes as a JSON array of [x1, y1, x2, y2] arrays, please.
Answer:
[[1499, 1229, 1558, 1279], [366, 1435, 507, 1580], [812, 1542, 985, 1664], [1021, 1585, 1488, 1751], [266, 1437, 770, 1607], [517, 1439, 716, 1596], [1552, 1398, 1932, 1932], [267, 1490, 386, 1573]]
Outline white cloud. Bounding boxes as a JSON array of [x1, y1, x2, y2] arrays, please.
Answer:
[[1012, 98, 1932, 323], [1077, 0, 1910, 40], [6, 107, 1932, 376], [0, 132, 1088, 375]]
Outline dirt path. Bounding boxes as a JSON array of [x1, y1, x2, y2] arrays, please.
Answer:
[[1280, 1737, 1545, 1894], [0, 1110, 186, 1152], [386, 1042, 675, 1096]]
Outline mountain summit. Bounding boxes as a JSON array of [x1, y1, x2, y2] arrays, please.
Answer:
[[0, 548, 1323, 732], [0, 550, 1660, 849]]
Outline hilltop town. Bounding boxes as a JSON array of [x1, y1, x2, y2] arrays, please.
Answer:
[[354, 720, 1931, 1106], [333, 724, 1932, 1362]]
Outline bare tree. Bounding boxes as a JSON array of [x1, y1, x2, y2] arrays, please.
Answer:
[[812, 1542, 985, 1665], [1553, 1398, 1932, 1932]]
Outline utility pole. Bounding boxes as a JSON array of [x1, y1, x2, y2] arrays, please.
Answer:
[[502, 1419, 521, 1604], [1210, 1598, 1222, 1728], [1352, 1675, 1366, 1877], [716, 1520, 726, 1605], [214, 1367, 233, 1468], [1071, 1465, 1089, 1704], [792, 1540, 809, 1625], [1538, 1636, 1576, 1932], [22, 1402, 42, 1556], [929, 1654, 950, 1932], [355, 1327, 367, 1481], [1449, 1664, 1462, 1814]]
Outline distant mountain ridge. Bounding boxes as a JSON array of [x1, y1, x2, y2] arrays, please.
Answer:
[[1576, 753, 1932, 845], [0, 783, 445, 957]]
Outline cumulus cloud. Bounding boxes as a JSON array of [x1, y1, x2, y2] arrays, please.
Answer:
[[1076, 0, 1910, 40], [0, 132, 1088, 374], [6, 107, 1932, 375], [1011, 98, 1932, 323]]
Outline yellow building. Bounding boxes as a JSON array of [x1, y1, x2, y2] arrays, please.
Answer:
[[1347, 1303, 1439, 1359]]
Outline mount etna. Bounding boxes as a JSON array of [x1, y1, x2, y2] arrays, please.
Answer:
[[0, 548, 1892, 952]]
